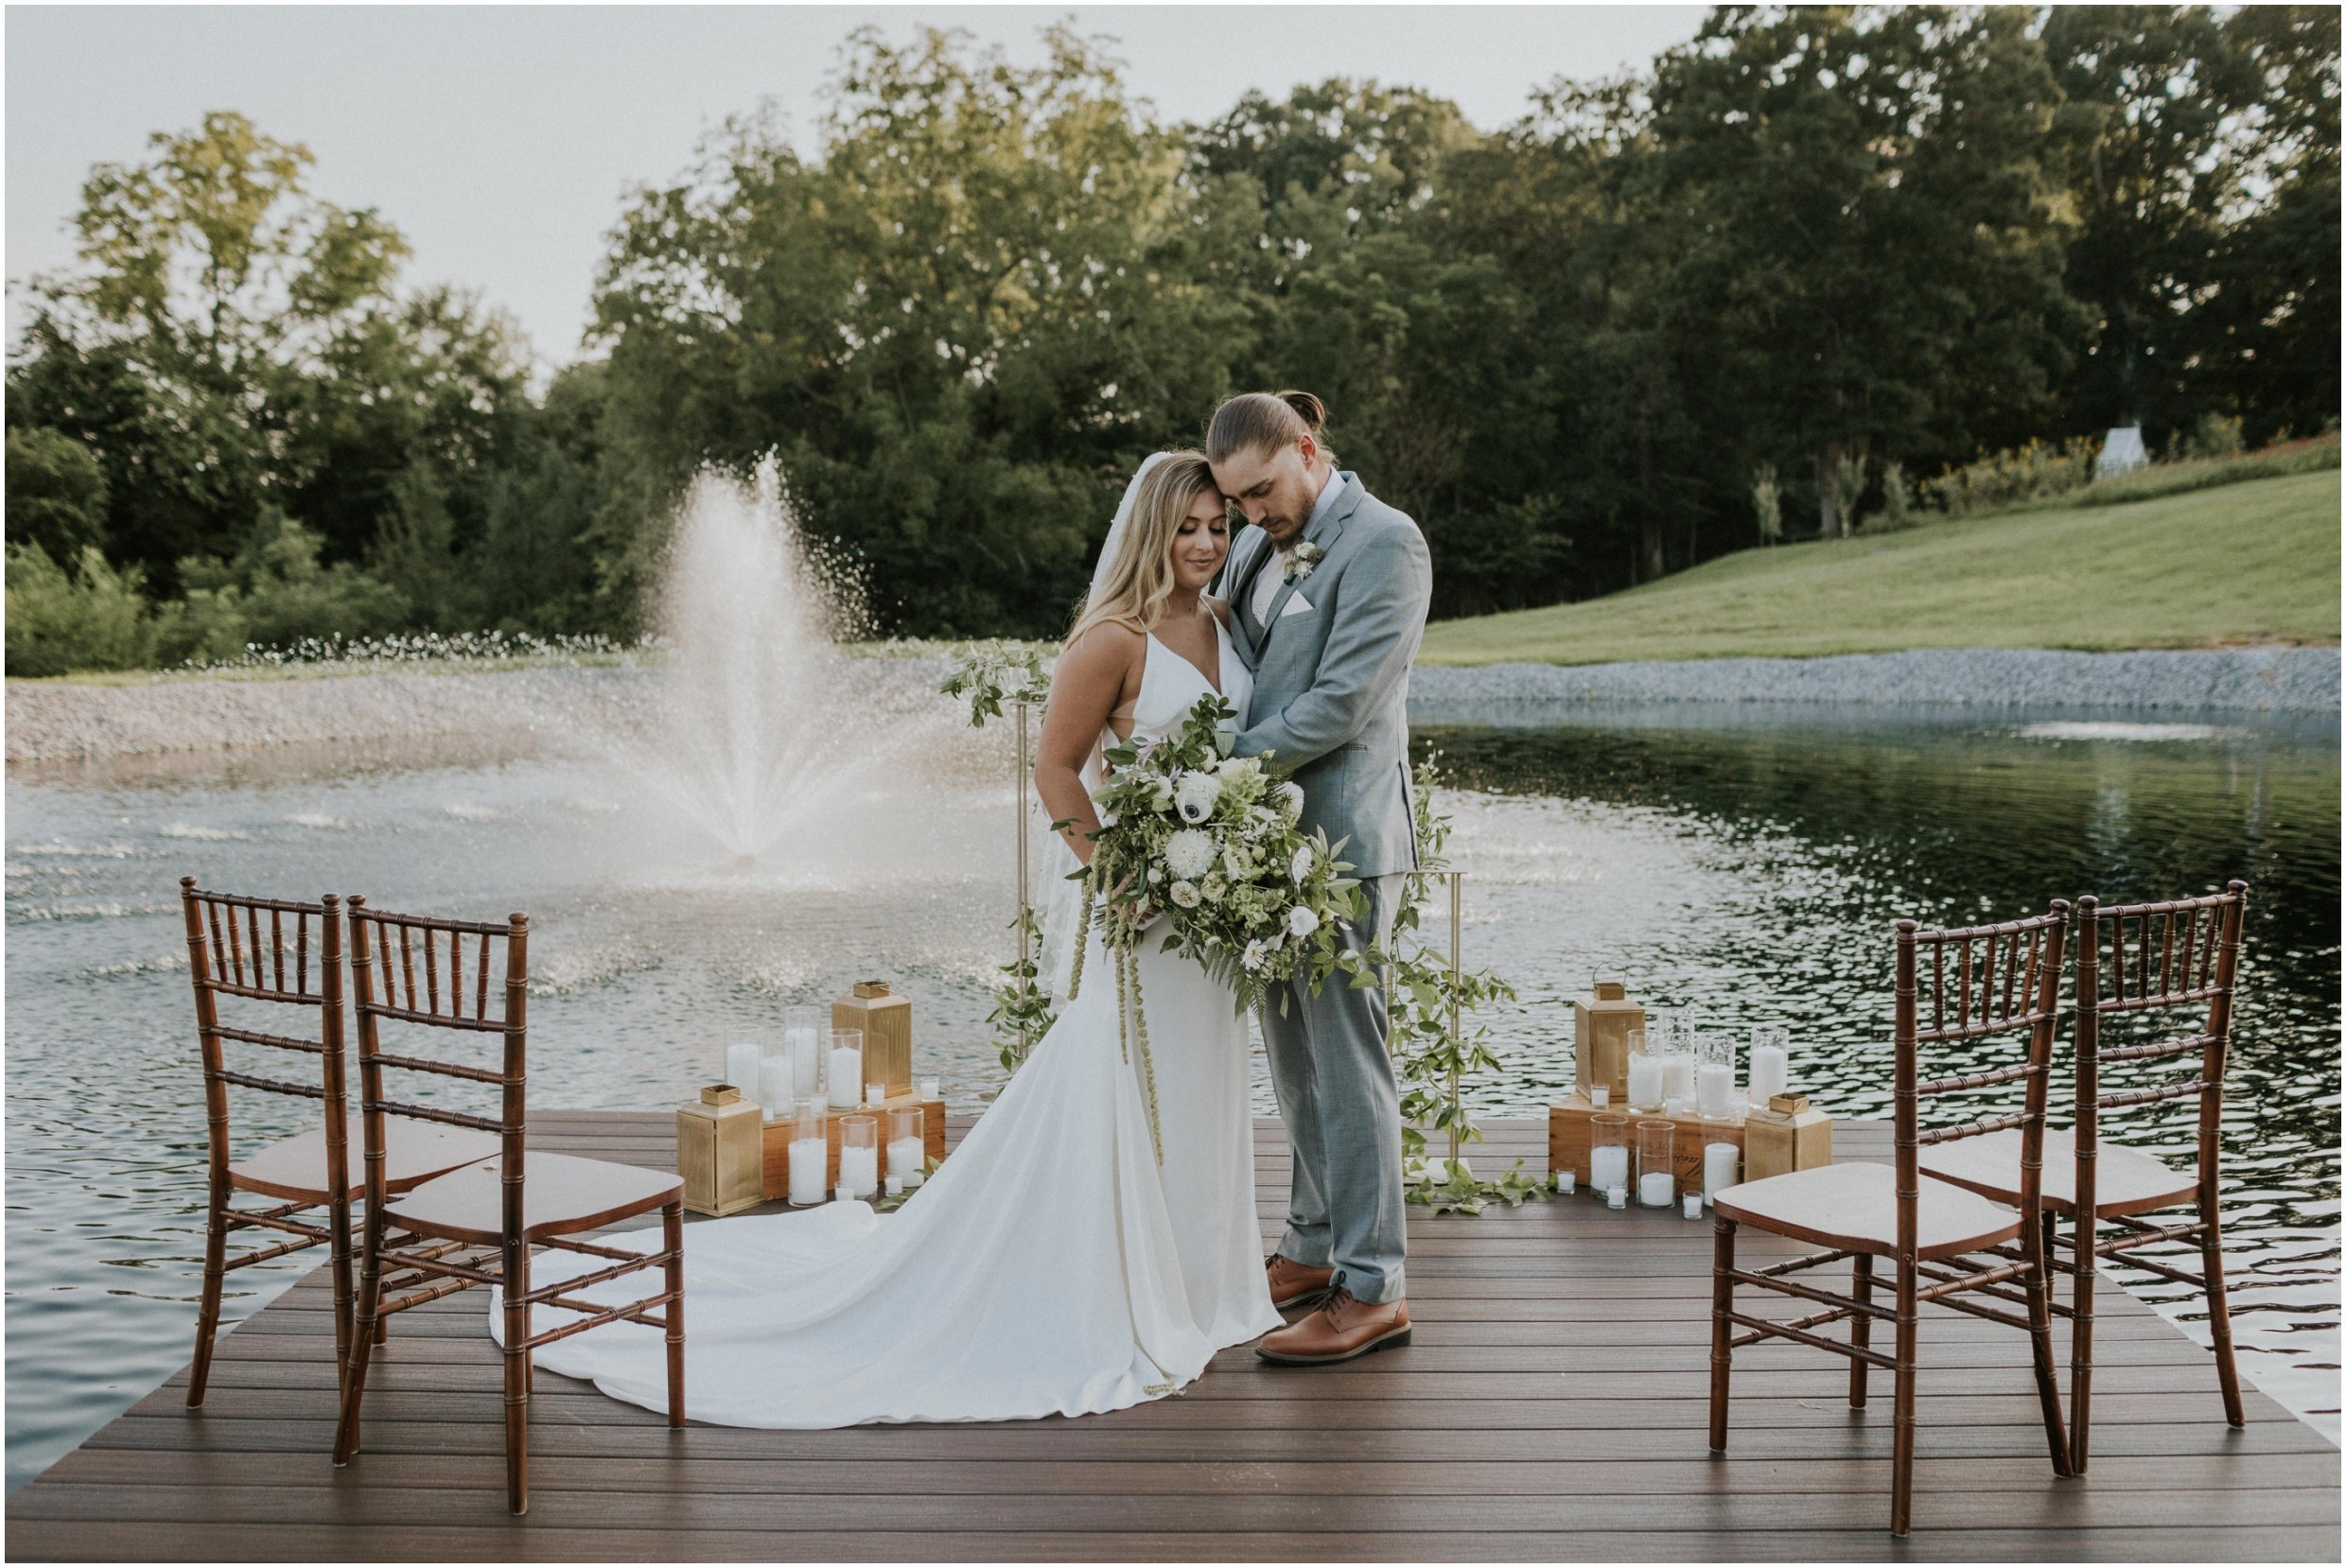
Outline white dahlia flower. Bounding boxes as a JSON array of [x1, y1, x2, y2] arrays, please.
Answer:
[[1164, 828, 1215, 880]]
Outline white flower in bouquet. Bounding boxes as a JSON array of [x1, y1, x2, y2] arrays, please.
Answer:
[[1274, 780, 1304, 824], [1147, 865, 1164, 884], [1221, 843, 1256, 880], [1173, 771, 1221, 824], [1287, 905, 1322, 939], [1147, 776, 1177, 812], [1288, 845, 1315, 883], [1199, 874, 1228, 904], [1242, 939, 1269, 972], [1164, 828, 1216, 880], [1216, 756, 1265, 791], [1168, 880, 1201, 910]]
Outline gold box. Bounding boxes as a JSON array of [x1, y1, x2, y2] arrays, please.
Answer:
[[762, 1097, 949, 1201], [1548, 1093, 1742, 1190], [835, 980, 914, 1101], [1573, 982, 1645, 1103], [677, 1084, 766, 1217], [1742, 1092, 1834, 1181]]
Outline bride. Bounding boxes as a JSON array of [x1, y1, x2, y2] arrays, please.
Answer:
[[503, 451, 1282, 1425]]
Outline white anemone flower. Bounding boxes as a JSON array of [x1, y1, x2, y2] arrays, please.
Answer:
[[1164, 828, 1215, 880], [1168, 880, 1201, 909], [1173, 770, 1221, 824], [1241, 939, 1269, 972], [1287, 905, 1322, 939]]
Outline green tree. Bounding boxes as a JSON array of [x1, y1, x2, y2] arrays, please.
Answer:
[[590, 26, 1234, 636], [5, 425, 111, 563]]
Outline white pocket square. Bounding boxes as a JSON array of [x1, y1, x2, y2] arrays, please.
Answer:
[[1279, 592, 1314, 619]]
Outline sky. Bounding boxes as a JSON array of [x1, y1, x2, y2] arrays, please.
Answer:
[[5, 5, 1706, 371]]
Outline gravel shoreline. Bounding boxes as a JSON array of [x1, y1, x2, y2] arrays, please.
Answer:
[[7, 646, 2335, 763]]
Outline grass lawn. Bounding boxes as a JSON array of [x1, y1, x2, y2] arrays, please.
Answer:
[[1417, 469, 2342, 667]]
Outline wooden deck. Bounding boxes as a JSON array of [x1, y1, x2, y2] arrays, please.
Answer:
[[9, 1113, 2335, 1561]]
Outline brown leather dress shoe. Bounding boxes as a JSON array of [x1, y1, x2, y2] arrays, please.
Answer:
[[1255, 1288, 1411, 1365], [1266, 1253, 1336, 1311]]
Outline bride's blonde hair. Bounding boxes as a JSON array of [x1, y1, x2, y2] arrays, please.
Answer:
[[1066, 452, 1222, 645]]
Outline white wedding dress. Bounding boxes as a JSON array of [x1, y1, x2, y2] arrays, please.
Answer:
[[501, 619, 1280, 1426]]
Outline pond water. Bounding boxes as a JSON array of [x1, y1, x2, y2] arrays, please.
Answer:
[[7, 690, 2337, 1489]]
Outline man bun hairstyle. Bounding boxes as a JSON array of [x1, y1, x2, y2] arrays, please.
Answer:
[[1206, 390, 1337, 468]]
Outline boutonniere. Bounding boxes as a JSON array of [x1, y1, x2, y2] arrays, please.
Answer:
[[1284, 540, 1326, 583]]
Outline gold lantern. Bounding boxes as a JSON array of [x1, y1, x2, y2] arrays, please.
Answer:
[[677, 1084, 765, 1216], [835, 980, 913, 1101], [1742, 1091, 1834, 1181], [1573, 982, 1646, 1104]]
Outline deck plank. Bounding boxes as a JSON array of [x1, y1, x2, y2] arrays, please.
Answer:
[[9, 1111, 2332, 1562]]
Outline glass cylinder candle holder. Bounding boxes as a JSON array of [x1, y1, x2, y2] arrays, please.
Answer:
[[1589, 1112, 1632, 1200], [1660, 1049, 1696, 1108], [1701, 1118, 1741, 1206], [723, 1039, 762, 1109], [825, 1030, 865, 1112], [1697, 1032, 1740, 1122], [1626, 1049, 1666, 1114], [786, 1098, 829, 1208], [838, 1114, 880, 1199], [783, 1005, 825, 1099], [756, 1039, 794, 1124], [1748, 1025, 1791, 1103], [1636, 1119, 1677, 1208], [888, 1106, 926, 1185]]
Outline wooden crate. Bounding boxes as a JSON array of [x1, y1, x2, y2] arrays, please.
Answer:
[[1548, 1093, 1745, 1191], [761, 1098, 948, 1201]]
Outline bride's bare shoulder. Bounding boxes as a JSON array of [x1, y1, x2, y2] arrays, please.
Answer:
[[1056, 621, 1146, 683]]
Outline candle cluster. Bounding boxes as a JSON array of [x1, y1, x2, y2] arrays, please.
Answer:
[[1567, 1015, 1802, 1217]]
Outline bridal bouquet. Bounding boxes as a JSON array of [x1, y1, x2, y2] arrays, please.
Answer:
[[1063, 694, 1361, 1158]]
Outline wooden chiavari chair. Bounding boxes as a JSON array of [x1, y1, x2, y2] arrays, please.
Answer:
[[1924, 881, 2250, 1472], [1709, 905, 2073, 1537], [181, 880, 499, 1404], [331, 898, 685, 1515]]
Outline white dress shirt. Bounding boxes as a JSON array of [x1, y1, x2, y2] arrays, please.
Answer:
[[1250, 465, 1344, 625]]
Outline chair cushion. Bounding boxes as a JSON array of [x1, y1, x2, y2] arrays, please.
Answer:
[[230, 1122, 501, 1202], [1713, 1162, 2022, 1260], [1919, 1127, 2197, 1218], [385, 1152, 683, 1244]]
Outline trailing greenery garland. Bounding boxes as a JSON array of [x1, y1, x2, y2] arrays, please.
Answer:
[[945, 651, 1544, 1213]]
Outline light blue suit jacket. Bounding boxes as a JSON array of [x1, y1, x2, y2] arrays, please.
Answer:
[[1222, 472, 1434, 880]]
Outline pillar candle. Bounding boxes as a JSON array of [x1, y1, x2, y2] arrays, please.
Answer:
[[1588, 1085, 1611, 1109], [1697, 1062, 1737, 1120], [1626, 1055, 1665, 1110], [1556, 1171, 1576, 1195], [1606, 1186, 1627, 1210], [1683, 1193, 1703, 1219], [828, 1045, 862, 1107], [919, 1077, 940, 1102], [785, 1027, 821, 1097], [1749, 1044, 1789, 1100], [837, 1141, 880, 1198], [759, 1054, 792, 1123], [1662, 1054, 1696, 1103], [1639, 1170, 1675, 1208], [888, 1135, 926, 1179], [1590, 1145, 1630, 1193], [1705, 1141, 1741, 1200], [866, 1082, 886, 1109], [725, 1043, 762, 1106], [884, 1175, 904, 1197], [787, 1138, 828, 1205]]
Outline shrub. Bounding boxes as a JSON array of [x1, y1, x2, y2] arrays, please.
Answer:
[[1876, 461, 1913, 531], [1920, 436, 2102, 517], [5, 543, 156, 676], [2168, 412, 2246, 462], [165, 510, 410, 662], [6, 427, 110, 565]]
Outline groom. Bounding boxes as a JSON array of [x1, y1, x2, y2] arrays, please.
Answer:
[[1208, 391, 1434, 1366]]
